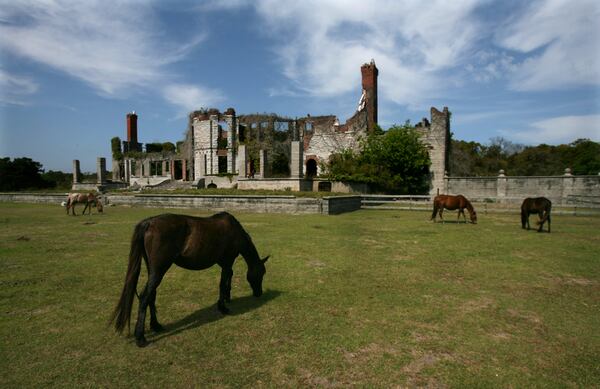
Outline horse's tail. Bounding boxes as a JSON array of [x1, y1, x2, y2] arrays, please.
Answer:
[[431, 202, 438, 220], [110, 220, 148, 334]]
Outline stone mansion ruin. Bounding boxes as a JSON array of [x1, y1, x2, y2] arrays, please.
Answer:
[[107, 60, 451, 194]]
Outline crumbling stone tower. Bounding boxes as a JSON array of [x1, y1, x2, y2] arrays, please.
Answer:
[[360, 59, 378, 132], [415, 107, 451, 195], [191, 108, 237, 179]]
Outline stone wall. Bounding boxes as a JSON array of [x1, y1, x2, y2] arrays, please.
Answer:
[[0, 193, 363, 215], [445, 171, 600, 205]]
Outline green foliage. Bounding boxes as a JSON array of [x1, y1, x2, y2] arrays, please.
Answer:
[[41, 170, 72, 189], [451, 137, 600, 176], [324, 124, 431, 193], [111, 137, 122, 160], [0, 157, 51, 191], [145, 143, 163, 153], [162, 142, 176, 152]]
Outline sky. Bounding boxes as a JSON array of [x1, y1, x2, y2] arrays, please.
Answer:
[[1, 0, 599, 173]]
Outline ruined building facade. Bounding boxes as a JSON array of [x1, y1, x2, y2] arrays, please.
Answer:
[[111, 60, 450, 194]]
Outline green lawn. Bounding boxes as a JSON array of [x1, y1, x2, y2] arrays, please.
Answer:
[[1, 203, 598, 387]]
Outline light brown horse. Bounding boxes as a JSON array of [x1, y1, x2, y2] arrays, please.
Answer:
[[66, 192, 103, 215], [431, 194, 477, 224]]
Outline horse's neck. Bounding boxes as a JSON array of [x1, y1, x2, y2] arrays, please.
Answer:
[[465, 201, 474, 212], [240, 236, 260, 267]]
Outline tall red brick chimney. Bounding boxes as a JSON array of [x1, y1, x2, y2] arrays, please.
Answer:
[[361, 59, 378, 131], [126, 112, 138, 143]]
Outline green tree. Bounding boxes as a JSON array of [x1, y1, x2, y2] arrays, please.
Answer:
[[324, 124, 431, 193], [0, 157, 51, 191], [111, 137, 122, 160]]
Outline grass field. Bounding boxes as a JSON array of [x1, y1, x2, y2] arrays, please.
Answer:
[[1, 203, 598, 387]]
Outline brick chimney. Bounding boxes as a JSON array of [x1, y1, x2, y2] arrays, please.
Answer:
[[361, 59, 378, 131], [126, 112, 138, 143]]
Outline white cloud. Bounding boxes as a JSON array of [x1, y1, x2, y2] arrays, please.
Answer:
[[0, 68, 38, 105], [496, 0, 600, 91], [163, 84, 225, 117], [249, 0, 482, 107], [0, 0, 209, 105], [503, 114, 600, 144]]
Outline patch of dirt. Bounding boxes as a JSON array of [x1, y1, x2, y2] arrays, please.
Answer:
[[297, 367, 338, 388], [460, 297, 495, 313], [308, 260, 326, 268], [402, 351, 453, 388], [342, 342, 398, 363], [16, 235, 30, 241]]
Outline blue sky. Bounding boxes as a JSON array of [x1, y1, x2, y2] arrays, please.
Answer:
[[1, 0, 599, 173]]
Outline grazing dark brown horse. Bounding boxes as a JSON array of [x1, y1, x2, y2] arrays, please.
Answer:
[[110, 212, 269, 347], [521, 197, 552, 233], [65, 192, 103, 215], [431, 194, 477, 224]]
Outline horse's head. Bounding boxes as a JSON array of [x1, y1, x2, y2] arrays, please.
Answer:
[[247, 256, 269, 297], [470, 210, 478, 224]]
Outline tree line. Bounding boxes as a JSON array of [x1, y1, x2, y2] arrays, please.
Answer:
[[450, 137, 600, 176], [0, 157, 95, 191]]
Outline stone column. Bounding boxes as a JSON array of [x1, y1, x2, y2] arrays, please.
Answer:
[[561, 168, 574, 205], [161, 161, 167, 176], [237, 145, 247, 178], [290, 141, 303, 178], [182, 159, 187, 181], [124, 159, 130, 183], [143, 160, 150, 177], [97, 157, 106, 184], [443, 170, 449, 195], [72, 160, 81, 183], [259, 149, 268, 178], [112, 159, 120, 181], [497, 169, 507, 203]]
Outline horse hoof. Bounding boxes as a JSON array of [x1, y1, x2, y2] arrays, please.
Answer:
[[136, 337, 149, 348], [218, 306, 230, 315], [151, 323, 165, 332]]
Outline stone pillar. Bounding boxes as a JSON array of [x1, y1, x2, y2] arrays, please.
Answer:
[[259, 149, 268, 178], [124, 159, 130, 183], [170, 160, 175, 180], [290, 141, 303, 178], [182, 159, 187, 181], [143, 160, 150, 177], [72, 160, 81, 183], [161, 161, 167, 176], [112, 159, 120, 181], [497, 169, 507, 203], [443, 170, 449, 195], [237, 145, 247, 178], [97, 157, 106, 184], [562, 168, 574, 205]]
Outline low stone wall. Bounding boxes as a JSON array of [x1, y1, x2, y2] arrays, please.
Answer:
[[0, 192, 363, 215], [445, 173, 600, 205], [0, 193, 67, 204], [322, 196, 363, 215]]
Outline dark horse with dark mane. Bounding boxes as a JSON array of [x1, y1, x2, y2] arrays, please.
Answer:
[[521, 197, 551, 233], [110, 212, 269, 347], [431, 194, 477, 224]]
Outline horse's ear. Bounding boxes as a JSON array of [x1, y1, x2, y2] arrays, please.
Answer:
[[261, 255, 270, 264]]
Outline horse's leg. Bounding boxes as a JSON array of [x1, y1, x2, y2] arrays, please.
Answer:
[[217, 266, 234, 314], [547, 212, 551, 233], [439, 208, 444, 223], [134, 270, 166, 347], [148, 289, 164, 332], [72, 203, 77, 216]]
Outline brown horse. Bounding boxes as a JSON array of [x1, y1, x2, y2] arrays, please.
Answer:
[[521, 197, 551, 233], [65, 192, 103, 215], [431, 194, 477, 224], [110, 212, 269, 347]]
